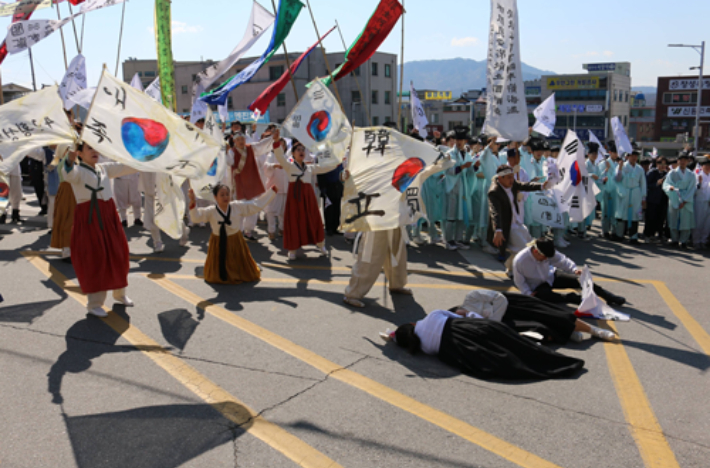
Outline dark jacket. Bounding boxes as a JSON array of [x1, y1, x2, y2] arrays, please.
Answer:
[[645, 168, 668, 205], [487, 177, 545, 254]]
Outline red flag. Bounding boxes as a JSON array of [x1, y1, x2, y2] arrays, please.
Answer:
[[324, 0, 402, 85], [249, 25, 336, 116]]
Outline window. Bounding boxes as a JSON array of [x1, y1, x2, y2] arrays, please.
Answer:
[[385, 64, 391, 78], [192, 74, 197, 82], [623, 115, 627, 126], [372, 90, 378, 105], [384, 116, 391, 123], [664, 92, 698, 104], [277, 93, 286, 107], [182, 109, 189, 113], [181, 85, 188, 94], [354, 66, 361, 76], [137, 71, 143, 77], [661, 118, 694, 132], [613, 89, 618, 101], [384, 90, 391, 105], [373, 116, 379, 125], [431, 113, 439, 124], [144, 71, 156, 77], [625, 92, 629, 102], [227, 97, 233, 108], [371, 62, 378, 76], [352, 90, 361, 102], [269, 65, 285, 81]]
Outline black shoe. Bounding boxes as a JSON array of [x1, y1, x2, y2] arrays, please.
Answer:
[[11, 210, 21, 224], [0, 214, 6, 224], [565, 293, 582, 304], [610, 234, 623, 242], [680, 243, 693, 250], [244, 234, 258, 242], [603, 232, 611, 239], [39, 207, 48, 215], [121, 220, 128, 228], [61, 257, 72, 264], [134, 219, 144, 227], [667, 240, 678, 247], [606, 295, 626, 307], [630, 238, 639, 245]]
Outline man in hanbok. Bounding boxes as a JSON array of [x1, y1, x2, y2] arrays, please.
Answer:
[[522, 139, 548, 239], [546, 145, 569, 248], [663, 152, 697, 249], [443, 126, 474, 250], [693, 157, 710, 249], [598, 141, 621, 240], [421, 131, 455, 244], [472, 136, 504, 254], [577, 142, 603, 240], [614, 150, 647, 244]]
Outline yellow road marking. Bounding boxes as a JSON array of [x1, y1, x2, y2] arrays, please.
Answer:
[[149, 275, 563, 468], [650, 281, 710, 356], [22, 252, 343, 468], [600, 321, 681, 468]]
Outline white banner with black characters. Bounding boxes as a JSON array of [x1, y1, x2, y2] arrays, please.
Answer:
[[341, 127, 453, 232], [282, 78, 351, 164], [81, 70, 221, 180], [0, 86, 75, 176], [529, 191, 565, 228], [58, 54, 87, 111], [667, 106, 710, 118], [484, 0, 528, 141]]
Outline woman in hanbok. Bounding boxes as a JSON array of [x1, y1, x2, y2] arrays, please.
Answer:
[[188, 184, 275, 284]]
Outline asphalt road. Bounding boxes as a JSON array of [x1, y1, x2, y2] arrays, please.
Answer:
[[1, 188, 709, 468]]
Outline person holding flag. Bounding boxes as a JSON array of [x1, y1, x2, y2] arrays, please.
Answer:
[[522, 138, 548, 239], [693, 157, 710, 249], [471, 135, 505, 254], [576, 142, 602, 241], [614, 150, 647, 244], [663, 151, 697, 249], [443, 126, 474, 251], [597, 141, 621, 240]]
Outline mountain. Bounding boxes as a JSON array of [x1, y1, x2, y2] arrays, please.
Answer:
[[632, 86, 657, 94], [403, 58, 556, 95]]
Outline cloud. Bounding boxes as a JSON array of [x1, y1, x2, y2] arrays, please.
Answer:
[[572, 51, 602, 59], [147, 21, 203, 35], [603, 51, 614, 57], [451, 37, 479, 47]]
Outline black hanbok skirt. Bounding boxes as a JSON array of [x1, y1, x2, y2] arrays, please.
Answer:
[[437, 318, 584, 380], [500, 293, 578, 343]]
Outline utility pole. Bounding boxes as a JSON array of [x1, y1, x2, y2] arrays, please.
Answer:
[[669, 41, 706, 155]]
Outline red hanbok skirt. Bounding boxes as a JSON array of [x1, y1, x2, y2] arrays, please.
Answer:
[[71, 198, 130, 294], [283, 181, 324, 251]]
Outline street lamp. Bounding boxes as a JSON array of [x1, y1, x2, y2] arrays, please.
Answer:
[[668, 42, 706, 156]]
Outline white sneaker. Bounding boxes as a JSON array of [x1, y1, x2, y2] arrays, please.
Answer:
[[319, 246, 328, 256], [569, 331, 585, 343], [115, 296, 134, 307], [591, 327, 617, 342], [446, 241, 458, 251], [554, 239, 568, 249], [287, 252, 297, 261], [153, 241, 165, 253], [88, 307, 108, 318], [179, 226, 190, 246], [343, 296, 365, 308], [413, 234, 426, 244], [482, 245, 499, 255], [456, 242, 470, 250]]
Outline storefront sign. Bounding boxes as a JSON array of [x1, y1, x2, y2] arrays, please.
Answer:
[[424, 91, 452, 101], [668, 78, 710, 90], [547, 76, 599, 90], [667, 106, 710, 117], [556, 104, 604, 113]]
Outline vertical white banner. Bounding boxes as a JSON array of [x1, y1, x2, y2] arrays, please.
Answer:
[[589, 131, 608, 159], [58, 54, 87, 111], [611, 116, 633, 155], [485, 0, 528, 141], [532, 93, 555, 137], [409, 82, 428, 138]]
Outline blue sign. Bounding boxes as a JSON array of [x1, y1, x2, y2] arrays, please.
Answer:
[[587, 63, 616, 72], [549, 128, 606, 141], [218, 110, 271, 124]]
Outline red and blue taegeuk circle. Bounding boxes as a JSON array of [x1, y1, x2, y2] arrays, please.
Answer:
[[306, 111, 332, 142], [392, 158, 426, 193], [121, 117, 170, 162]]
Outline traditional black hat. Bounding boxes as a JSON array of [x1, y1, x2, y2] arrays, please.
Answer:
[[454, 125, 470, 140], [507, 148, 518, 160], [699, 156, 710, 166], [607, 140, 617, 152], [446, 130, 456, 139], [534, 238, 556, 258], [587, 142, 600, 154], [476, 133, 489, 146], [549, 144, 560, 153], [678, 151, 693, 160]]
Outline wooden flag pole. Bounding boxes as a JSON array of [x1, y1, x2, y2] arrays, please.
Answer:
[[66, 3, 81, 54], [54, 3, 69, 69], [115, 0, 127, 76], [397, 0, 405, 130], [28, 47, 37, 91], [335, 20, 370, 125], [304, 0, 344, 113], [270, 0, 299, 101], [80, 10, 86, 53]]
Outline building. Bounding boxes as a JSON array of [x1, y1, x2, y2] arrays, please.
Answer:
[[629, 92, 656, 142], [539, 62, 632, 142], [653, 75, 710, 149], [1, 82, 32, 103], [122, 51, 398, 127]]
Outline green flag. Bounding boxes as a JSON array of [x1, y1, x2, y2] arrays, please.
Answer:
[[155, 0, 177, 112]]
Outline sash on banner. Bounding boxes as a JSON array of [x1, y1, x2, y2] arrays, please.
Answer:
[[340, 127, 453, 232]]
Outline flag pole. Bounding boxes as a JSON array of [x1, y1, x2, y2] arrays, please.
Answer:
[[80, 10, 86, 53], [397, 0, 405, 131], [66, 3, 81, 54], [304, 0, 344, 113], [335, 20, 370, 126], [28, 47, 37, 91], [54, 2, 69, 69], [270, 0, 299, 101], [115, 0, 127, 76]]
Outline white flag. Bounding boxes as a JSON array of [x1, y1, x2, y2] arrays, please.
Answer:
[[4, 0, 125, 55], [589, 131, 608, 159], [154, 174, 186, 240], [81, 70, 222, 179], [0, 86, 75, 175], [58, 54, 87, 111], [130, 73, 144, 92], [529, 192, 565, 228], [652, 147, 658, 159], [192, 1, 274, 101], [189, 111, 228, 202], [218, 103, 229, 124], [190, 84, 209, 123], [532, 93, 556, 137], [282, 78, 351, 164], [67, 87, 96, 110], [484, 0, 528, 141], [553, 130, 600, 222], [577, 266, 629, 321], [341, 127, 453, 232], [145, 77, 162, 104], [611, 116, 633, 156], [409, 82, 428, 139]]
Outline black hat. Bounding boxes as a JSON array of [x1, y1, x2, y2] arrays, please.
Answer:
[[507, 148, 518, 160], [530, 139, 545, 151], [454, 125, 470, 140], [607, 140, 617, 152], [534, 238, 556, 258], [446, 130, 456, 139], [678, 151, 693, 160], [588, 142, 600, 154], [476, 133, 489, 146], [550, 144, 560, 153], [699, 157, 710, 166], [666, 156, 678, 164]]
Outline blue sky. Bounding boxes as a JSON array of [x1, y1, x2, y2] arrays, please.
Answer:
[[2, 0, 709, 90]]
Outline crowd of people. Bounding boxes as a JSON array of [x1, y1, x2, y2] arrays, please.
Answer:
[[2, 116, 708, 381]]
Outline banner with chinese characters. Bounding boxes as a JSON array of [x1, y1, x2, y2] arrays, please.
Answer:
[[282, 78, 351, 164], [154, 0, 176, 111], [155, 173, 186, 240], [553, 130, 599, 222], [529, 192, 564, 228], [189, 110, 228, 202], [0, 0, 49, 64], [58, 54, 87, 111], [484, 0, 527, 141], [0, 86, 75, 176], [80, 70, 222, 180], [340, 127, 453, 232]]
